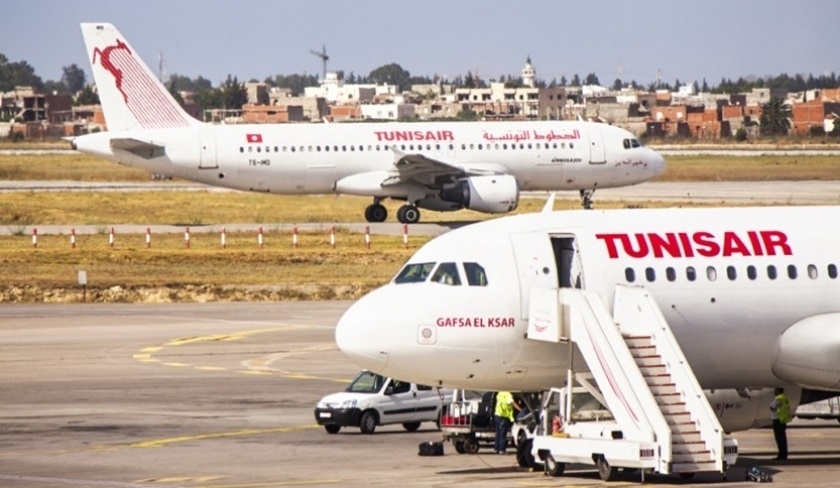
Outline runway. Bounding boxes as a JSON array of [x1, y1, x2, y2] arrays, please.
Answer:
[[3, 302, 840, 487]]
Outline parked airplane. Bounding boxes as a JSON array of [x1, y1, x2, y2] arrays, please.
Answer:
[[72, 23, 665, 224], [336, 205, 840, 432]]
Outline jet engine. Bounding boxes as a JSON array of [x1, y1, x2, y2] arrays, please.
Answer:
[[773, 313, 840, 390], [439, 175, 519, 214]]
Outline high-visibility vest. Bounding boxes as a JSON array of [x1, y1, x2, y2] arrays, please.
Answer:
[[776, 394, 793, 424]]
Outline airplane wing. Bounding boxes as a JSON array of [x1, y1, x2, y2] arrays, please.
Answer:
[[384, 149, 503, 187], [109, 138, 166, 159]]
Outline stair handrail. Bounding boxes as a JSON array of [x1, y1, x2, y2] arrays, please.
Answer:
[[613, 284, 725, 472]]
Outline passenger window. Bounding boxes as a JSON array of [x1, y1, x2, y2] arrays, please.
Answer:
[[431, 262, 461, 286], [726, 265, 737, 280], [787, 265, 797, 280], [686, 266, 697, 282], [394, 262, 436, 284], [388, 380, 411, 395], [706, 266, 717, 281], [624, 267, 635, 283], [829, 264, 838, 279], [767, 265, 777, 280], [666, 267, 676, 282], [808, 264, 818, 279], [747, 265, 757, 280], [417, 384, 432, 391], [239, 147, 244, 153], [463, 262, 488, 286], [645, 267, 656, 282]]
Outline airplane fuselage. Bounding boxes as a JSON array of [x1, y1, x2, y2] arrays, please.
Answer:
[[336, 207, 840, 394], [74, 120, 663, 196]]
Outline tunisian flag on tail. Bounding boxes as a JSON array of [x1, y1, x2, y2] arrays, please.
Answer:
[[246, 133, 263, 143]]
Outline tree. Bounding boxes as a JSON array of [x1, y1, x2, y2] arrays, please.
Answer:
[[368, 63, 411, 91], [219, 75, 247, 109], [759, 98, 792, 136], [701, 78, 709, 92], [62, 64, 86, 93], [570, 74, 581, 86], [43, 80, 68, 95], [75, 84, 100, 105], [266, 73, 318, 95], [0, 55, 44, 92], [611, 78, 623, 91], [559, 76, 567, 87], [583, 72, 600, 86]]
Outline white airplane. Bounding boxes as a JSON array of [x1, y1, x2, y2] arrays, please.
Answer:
[[72, 23, 665, 224], [335, 205, 840, 432]]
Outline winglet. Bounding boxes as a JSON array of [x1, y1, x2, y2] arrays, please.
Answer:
[[541, 192, 556, 213], [80, 23, 199, 131]]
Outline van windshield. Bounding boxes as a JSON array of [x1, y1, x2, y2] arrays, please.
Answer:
[[345, 371, 386, 393]]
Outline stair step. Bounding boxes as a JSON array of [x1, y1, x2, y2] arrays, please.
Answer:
[[673, 453, 714, 464], [672, 432, 703, 444], [634, 355, 665, 367], [649, 384, 677, 395], [671, 460, 718, 473], [670, 423, 700, 434], [660, 403, 689, 415], [623, 335, 653, 347], [673, 444, 711, 455], [644, 375, 674, 386]]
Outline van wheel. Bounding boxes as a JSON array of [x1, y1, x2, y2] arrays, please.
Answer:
[[402, 422, 421, 432], [359, 411, 378, 434], [516, 438, 536, 468], [596, 457, 613, 481], [464, 435, 479, 454], [543, 453, 565, 477], [324, 425, 340, 434]]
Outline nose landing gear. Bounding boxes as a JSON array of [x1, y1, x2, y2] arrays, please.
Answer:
[[580, 189, 595, 210]]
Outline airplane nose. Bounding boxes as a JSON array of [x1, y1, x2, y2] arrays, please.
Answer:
[[335, 289, 391, 372], [651, 150, 667, 177]]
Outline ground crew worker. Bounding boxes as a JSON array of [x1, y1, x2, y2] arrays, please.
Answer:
[[769, 387, 792, 460], [494, 391, 519, 454]]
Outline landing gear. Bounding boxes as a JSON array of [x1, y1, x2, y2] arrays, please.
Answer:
[[364, 200, 387, 223], [580, 189, 595, 210], [397, 204, 420, 224]]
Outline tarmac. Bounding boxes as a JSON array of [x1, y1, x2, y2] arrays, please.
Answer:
[[2, 302, 840, 487]]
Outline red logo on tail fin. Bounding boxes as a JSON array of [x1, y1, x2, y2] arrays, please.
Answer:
[[92, 40, 132, 103]]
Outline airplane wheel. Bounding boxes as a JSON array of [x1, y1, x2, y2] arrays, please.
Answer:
[[365, 204, 387, 223], [397, 205, 420, 224]]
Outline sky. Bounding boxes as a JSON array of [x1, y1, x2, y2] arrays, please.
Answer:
[[2, 0, 838, 88]]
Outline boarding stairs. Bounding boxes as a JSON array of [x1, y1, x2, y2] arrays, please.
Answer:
[[527, 284, 728, 475]]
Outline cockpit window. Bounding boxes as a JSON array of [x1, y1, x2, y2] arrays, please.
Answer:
[[463, 262, 488, 286], [346, 371, 386, 393], [394, 262, 436, 284], [631, 139, 642, 148], [431, 262, 461, 285]]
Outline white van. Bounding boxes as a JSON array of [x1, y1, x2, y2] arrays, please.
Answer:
[[314, 370, 450, 434]]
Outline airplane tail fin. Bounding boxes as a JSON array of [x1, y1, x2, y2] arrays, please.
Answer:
[[81, 23, 200, 132]]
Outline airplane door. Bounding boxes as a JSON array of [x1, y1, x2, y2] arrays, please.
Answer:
[[551, 236, 583, 289], [199, 132, 218, 169], [588, 129, 606, 164], [510, 232, 560, 319]]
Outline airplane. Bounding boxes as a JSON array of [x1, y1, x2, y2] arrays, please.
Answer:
[[71, 23, 665, 224], [335, 205, 840, 432]]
